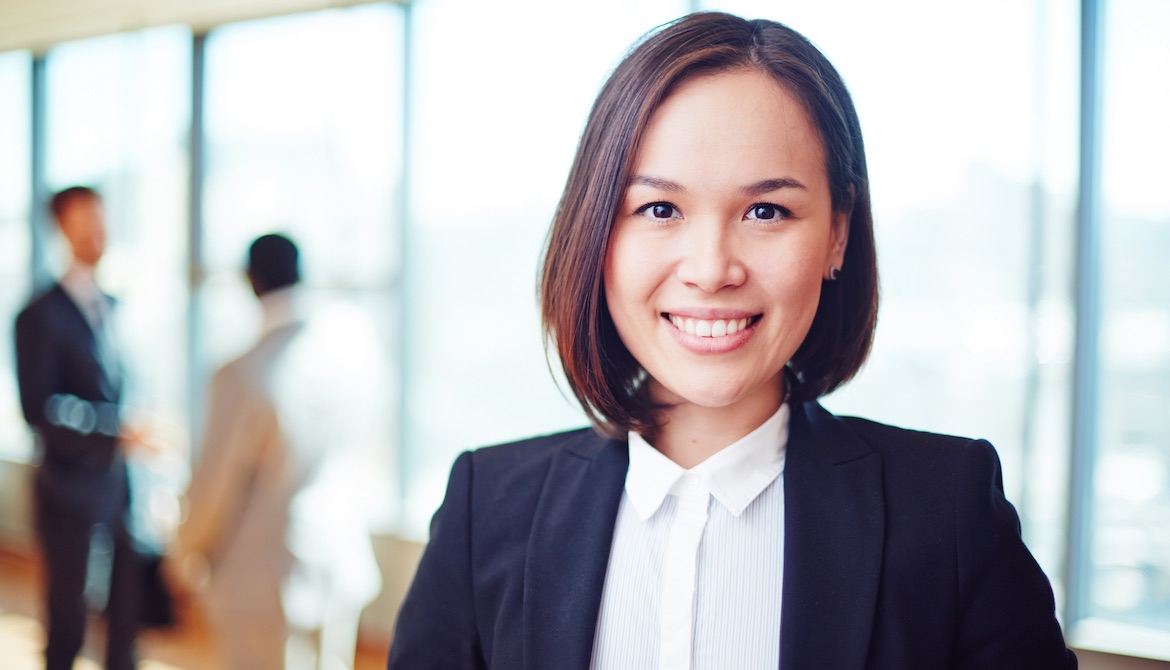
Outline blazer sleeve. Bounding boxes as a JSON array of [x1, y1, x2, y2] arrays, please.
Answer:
[[14, 304, 120, 468], [388, 450, 486, 670], [953, 439, 1077, 669]]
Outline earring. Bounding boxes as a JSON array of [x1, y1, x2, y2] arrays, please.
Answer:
[[827, 265, 841, 281]]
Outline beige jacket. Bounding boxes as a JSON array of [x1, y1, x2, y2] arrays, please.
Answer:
[[176, 295, 382, 640]]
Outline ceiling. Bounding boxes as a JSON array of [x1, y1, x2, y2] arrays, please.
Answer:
[[0, 0, 397, 53]]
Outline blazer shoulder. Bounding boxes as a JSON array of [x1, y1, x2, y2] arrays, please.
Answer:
[[827, 413, 1014, 524], [838, 414, 984, 456], [830, 413, 1004, 491], [14, 286, 77, 345], [16, 284, 65, 321], [458, 425, 608, 493]]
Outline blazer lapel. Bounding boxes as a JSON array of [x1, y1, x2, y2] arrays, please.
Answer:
[[523, 430, 628, 670], [53, 285, 121, 397], [781, 401, 884, 669]]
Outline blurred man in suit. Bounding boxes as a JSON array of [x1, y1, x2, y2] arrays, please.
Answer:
[[14, 186, 141, 670], [170, 233, 382, 670]]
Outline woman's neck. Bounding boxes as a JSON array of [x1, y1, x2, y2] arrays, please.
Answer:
[[648, 379, 784, 469]]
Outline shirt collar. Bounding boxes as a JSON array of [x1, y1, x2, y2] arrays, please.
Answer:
[[625, 403, 789, 520]]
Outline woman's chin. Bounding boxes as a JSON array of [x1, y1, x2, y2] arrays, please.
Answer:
[[652, 377, 779, 414]]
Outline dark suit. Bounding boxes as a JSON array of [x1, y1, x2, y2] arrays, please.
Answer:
[[389, 401, 1077, 669], [14, 284, 139, 670]]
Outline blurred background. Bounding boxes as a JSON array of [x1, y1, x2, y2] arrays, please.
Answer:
[[0, 0, 1167, 666]]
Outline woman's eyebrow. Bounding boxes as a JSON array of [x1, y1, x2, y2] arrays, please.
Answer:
[[741, 177, 807, 195], [628, 175, 686, 192], [627, 175, 807, 195]]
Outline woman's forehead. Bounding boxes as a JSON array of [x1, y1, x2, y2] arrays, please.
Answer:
[[630, 69, 828, 193]]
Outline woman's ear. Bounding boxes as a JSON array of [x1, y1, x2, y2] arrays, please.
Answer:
[[825, 208, 851, 280]]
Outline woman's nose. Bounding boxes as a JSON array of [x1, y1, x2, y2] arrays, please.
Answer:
[[673, 222, 747, 293]]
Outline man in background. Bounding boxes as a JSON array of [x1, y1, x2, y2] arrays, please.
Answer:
[[170, 233, 382, 670], [14, 186, 141, 670]]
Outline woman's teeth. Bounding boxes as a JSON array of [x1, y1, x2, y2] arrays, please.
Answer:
[[669, 315, 750, 338]]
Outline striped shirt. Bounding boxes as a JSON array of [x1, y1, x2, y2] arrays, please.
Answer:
[[590, 404, 789, 670]]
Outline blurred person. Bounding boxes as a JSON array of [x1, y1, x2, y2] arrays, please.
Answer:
[[169, 233, 382, 670], [14, 185, 141, 670], [388, 13, 1076, 669]]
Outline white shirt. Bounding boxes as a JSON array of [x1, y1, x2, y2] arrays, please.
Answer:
[[590, 404, 789, 670]]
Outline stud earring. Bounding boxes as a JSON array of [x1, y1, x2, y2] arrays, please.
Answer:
[[827, 266, 841, 281]]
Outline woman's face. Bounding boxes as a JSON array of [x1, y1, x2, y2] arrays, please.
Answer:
[[604, 68, 848, 416]]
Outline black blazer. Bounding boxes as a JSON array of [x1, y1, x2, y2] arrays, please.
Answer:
[[14, 284, 127, 523], [389, 401, 1077, 670]]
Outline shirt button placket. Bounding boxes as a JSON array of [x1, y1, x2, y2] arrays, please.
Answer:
[[659, 474, 710, 670]]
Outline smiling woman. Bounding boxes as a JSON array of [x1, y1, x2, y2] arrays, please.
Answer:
[[388, 12, 1076, 670]]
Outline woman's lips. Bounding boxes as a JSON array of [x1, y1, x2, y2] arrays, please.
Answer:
[[662, 312, 760, 353]]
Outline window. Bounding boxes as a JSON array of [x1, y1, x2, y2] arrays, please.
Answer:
[[1077, 0, 1170, 652], [0, 51, 32, 460]]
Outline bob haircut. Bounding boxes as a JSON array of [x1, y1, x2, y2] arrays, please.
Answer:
[[540, 12, 878, 437]]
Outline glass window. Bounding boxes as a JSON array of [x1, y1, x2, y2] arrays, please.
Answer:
[[1088, 0, 1170, 641], [201, 4, 404, 524], [401, 0, 690, 536], [702, 0, 1079, 593], [0, 51, 32, 460]]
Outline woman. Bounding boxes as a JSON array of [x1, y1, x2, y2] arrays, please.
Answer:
[[389, 12, 1076, 669]]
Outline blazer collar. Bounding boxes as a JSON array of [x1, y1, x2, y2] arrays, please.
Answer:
[[51, 283, 97, 335], [781, 400, 884, 669], [51, 283, 122, 397], [523, 428, 628, 670]]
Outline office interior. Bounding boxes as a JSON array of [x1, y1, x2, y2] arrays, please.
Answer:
[[0, 0, 1167, 667]]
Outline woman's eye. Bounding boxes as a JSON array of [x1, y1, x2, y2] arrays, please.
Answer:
[[745, 204, 787, 221], [637, 202, 679, 220]]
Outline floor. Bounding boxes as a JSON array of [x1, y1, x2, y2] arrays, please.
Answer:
[[0, 549, 389, 669]]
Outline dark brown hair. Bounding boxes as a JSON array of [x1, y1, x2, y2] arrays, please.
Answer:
[[540, 12, 878, 436], [49, 186, 101, 223], [248, 233, 301, 295]]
